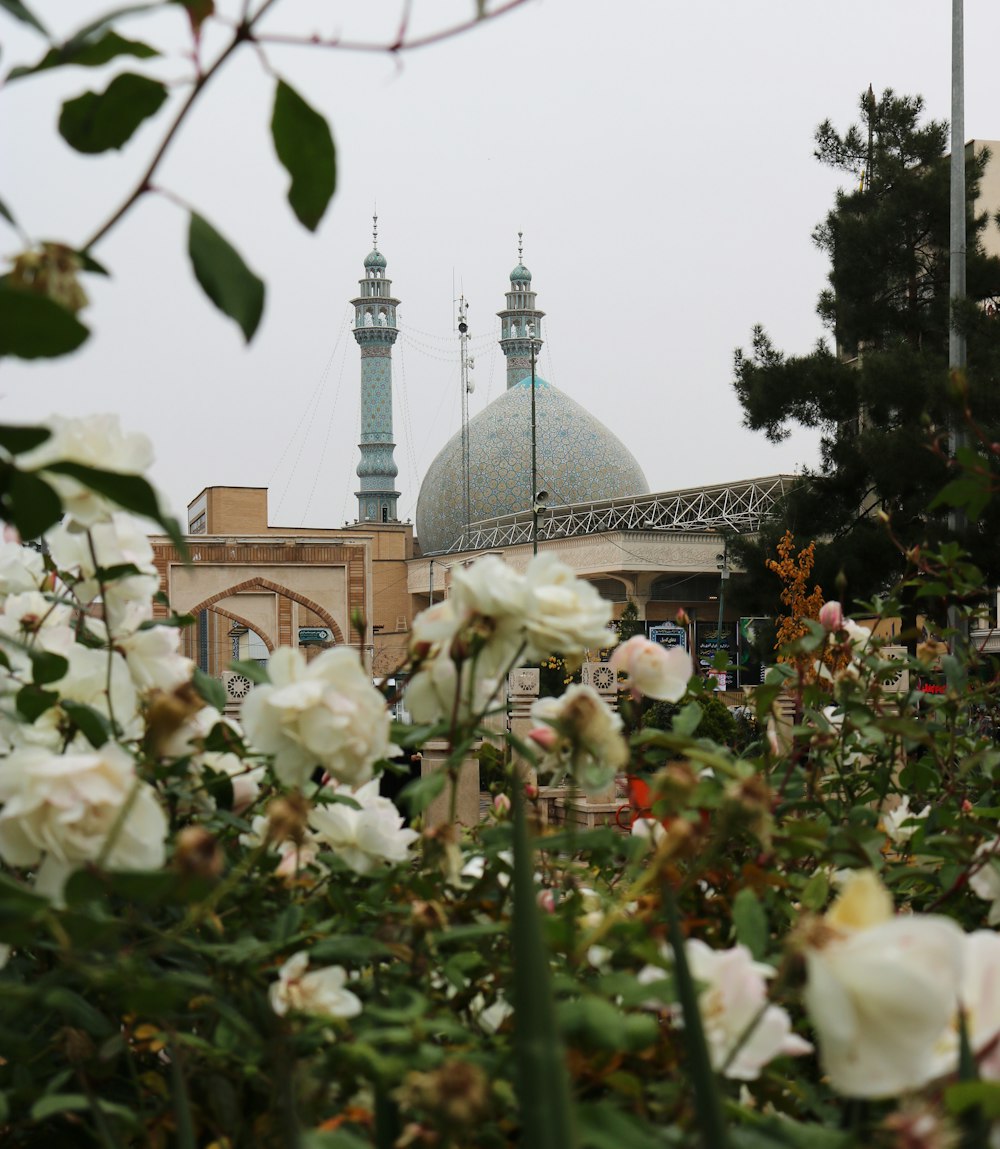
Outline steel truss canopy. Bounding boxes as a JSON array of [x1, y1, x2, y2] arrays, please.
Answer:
[[437, 475, 796, 555]]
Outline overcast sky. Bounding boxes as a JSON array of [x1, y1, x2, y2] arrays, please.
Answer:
[[3, 1, 999, 528]]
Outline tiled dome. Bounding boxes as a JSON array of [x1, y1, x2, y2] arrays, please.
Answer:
[[415, 376, 649, 554]]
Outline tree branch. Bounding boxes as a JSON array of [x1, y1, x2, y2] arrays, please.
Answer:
[[253, 0, 532, 55]]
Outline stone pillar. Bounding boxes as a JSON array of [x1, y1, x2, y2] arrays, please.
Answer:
[[507, 667, 540, 783], [420, 739, 481, 830], [578, 661, 620, 803]]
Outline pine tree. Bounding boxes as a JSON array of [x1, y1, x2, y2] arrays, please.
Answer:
[[731, 89, 1000, 620]]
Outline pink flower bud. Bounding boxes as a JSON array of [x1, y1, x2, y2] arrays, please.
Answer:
[[528, 726, 557, 751], [523, 783, 539, 800], [818, 601, 845, 632], [536, 889, 556, 913], [492, 793, 511, 816]]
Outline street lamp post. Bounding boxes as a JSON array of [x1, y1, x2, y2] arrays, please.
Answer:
[[716, 538, 730, 687]]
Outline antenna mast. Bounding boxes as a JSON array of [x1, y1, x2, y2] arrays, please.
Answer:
[[457, 295, 474, 548]]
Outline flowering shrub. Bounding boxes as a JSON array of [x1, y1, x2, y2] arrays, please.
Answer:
[[4, 420, 1000, 1149]]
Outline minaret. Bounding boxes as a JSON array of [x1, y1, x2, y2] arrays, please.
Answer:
[[497, 232, 546, 389], [351, 216, 400, 524]]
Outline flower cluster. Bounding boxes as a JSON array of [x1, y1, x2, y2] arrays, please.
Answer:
[[406, 554, 614, 724]]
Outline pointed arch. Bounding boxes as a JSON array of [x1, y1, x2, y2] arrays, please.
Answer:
[[187, 578, 346, 646], [208, 605, 275, 653]]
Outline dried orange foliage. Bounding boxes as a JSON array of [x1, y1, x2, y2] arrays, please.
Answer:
[[766, 531, 825, 661]]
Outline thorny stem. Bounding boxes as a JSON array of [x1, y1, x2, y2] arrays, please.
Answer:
[[82, 0, 279, 253], [80, 0, 528, 254], [255, 0, 531, 55]]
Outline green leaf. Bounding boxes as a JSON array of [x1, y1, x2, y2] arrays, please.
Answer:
[[0, 285, 89, 359], [30, 1094, 90, 1121], [732, 887, 768, 960], [271, 79, 336, 232], [59, 72, 167, 154], [0, 424, 50, 454], [42, 461, 186, 550], [16, 683, 59, 722], [171, 0, 214, 33], [663, 883, 730, 1149], [62, 700, 111, 748], [946, 1081, 1000, 1119], [511, 781, 579, 1149], [0, 195, 17, 229], [192, 666, 226, 710], [9, 30, 157, 81], [188, 212, 265, 342], [3, 467, 63, 537], [26, 649, 68, 686], [672, 701, 703, 739], [0, 0, 49, 37]]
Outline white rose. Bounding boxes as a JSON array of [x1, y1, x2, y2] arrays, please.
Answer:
[[0, 542, 44, 598], [55, 645, 143, 742], [522, 554, 614, 659], [241, 646, 399, 789], [881, 796, 930, 846], [0, 590, 76, 657], [405, 654, 503, 726], [117, 623, 194, 694], [970, 839, 1000, 925], [309, 778, 419, 876], [801, 870, 964, 1098], [450, 555, 529, 623], [681, 940, 812, 1081], [269, 952, 362, 1021], [610, 635, 692, 702], [46, 515, 159, 635], [19, 415, 155, 526], [530, 684, 628, 794], [0, 742, 167, 900]]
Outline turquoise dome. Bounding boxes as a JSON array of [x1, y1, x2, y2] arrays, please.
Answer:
[[510, 263, 532, 283], [415, 377, 649, 554], [364, 249, 387, 270]]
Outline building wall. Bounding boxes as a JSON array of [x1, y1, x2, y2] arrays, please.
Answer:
[[971, 140, 1000, 260]]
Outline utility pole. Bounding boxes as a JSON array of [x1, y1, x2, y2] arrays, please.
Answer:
[[948, 0, 968, 648], [529, 325, 539, 556]]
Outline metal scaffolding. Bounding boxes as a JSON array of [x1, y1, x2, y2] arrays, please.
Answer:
[[437, 474, 796, 555]]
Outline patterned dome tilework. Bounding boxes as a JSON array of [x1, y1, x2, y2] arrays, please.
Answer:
[[415, 377, 649, 554]]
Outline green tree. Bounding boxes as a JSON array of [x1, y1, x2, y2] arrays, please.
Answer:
[[731, 89, 1000, 621]]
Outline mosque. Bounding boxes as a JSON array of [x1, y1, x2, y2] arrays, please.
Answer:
[[152, 229, 789, 703]]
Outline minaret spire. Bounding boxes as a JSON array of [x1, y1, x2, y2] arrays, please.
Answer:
[[497, 233, 545, 389], [351, 227, 400, 524]]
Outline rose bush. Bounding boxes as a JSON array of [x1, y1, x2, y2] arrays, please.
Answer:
[[2, 415, 1000, 1149]]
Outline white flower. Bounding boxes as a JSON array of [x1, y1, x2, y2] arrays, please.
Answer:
[[530, 684, 628, 794], [309, 778, 419, 876], [19, 415, 155, 526], [970, 840, 1000, 926], [46, 515, 159, 636], [269, 952, 362, 1021], [449, 556, 529, 634], [631, 817, 666, 849], [405, 653, 503, 725], [0, 590, 75, 656], [881, 796, 930, 846], [521, 554, 614, 659], [117, 624, 194, 694], [801, 870, 964, 1098], [241, 646, 400, 789], [610, 635, 692, 702], [927, 929, 1000, 1082], [682, 940, 812, 1080], [0, 542, 44, 598], [53, 645, 142, 742], [0, 743, 167, 900], [841, 619, 871, 651]]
